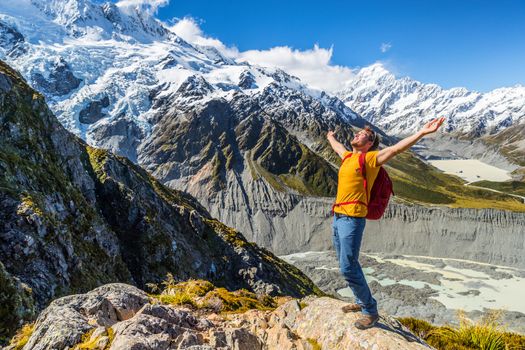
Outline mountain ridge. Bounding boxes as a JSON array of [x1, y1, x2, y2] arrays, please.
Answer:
[[338, 63, 525, 137]]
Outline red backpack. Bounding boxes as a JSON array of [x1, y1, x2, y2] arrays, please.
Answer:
[[332, 152, 394, 220]]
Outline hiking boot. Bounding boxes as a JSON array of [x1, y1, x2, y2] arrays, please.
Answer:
[[354, 314, 379, 330], [341, 303, 362, 313]]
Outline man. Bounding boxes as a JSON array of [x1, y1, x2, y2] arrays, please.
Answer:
[[326, 117, 445, 329]]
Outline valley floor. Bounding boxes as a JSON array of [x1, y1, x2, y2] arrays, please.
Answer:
[[281, 251, 525, 334]]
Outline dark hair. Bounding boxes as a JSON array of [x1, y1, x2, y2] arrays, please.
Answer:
[[363, 126, 380, 150]]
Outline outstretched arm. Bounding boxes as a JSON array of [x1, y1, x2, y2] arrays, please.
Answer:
[[326, 130, 349, 159], [376, 117, 445, 166]]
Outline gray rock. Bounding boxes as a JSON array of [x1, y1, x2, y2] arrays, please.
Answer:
[[90, 117, 144, 162], [364, 203, 525, 269], [32, 58, 81, 96], [110, 313, 177, 350], [21, 284, 148, 350], [79, 96, 110, 124], [0, 20, 26, 57], [88, 284, 150, 321], [17, 283, 430, 350], [238, 71, 257, 90]]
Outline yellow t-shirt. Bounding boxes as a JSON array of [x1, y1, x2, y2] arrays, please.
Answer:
[[334, 150, 380, 217]]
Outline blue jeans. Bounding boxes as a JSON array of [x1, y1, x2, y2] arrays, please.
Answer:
[[332, 214, 378, 316]]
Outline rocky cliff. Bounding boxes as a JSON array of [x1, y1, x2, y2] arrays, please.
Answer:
[[5, 283, 431, 350], [0, 60, 321, 340], [193, 187, 525, 269], [364, 203, 525, 268]]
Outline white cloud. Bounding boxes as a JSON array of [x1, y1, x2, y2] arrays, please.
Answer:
[[380, 42, 392, 53], [169, 17, 239, 58], [116, 0, 169, 15], [168, 17, 354, 93], [238, 45, 355, 93]]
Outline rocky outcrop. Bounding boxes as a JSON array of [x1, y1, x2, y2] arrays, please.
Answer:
[[32, 58, 82, 96], [7, 283, 431, 350], [90, 116, 144, 162], [238, 71, 257, 90], [0, 20, 25, 57], [79, 96, 110, 124], [0, 60, 320, 340]]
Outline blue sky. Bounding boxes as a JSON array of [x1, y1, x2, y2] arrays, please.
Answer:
[[121, 0, 525, 92]]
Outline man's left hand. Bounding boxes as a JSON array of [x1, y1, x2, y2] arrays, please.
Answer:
[[421, 117, 446, 135]]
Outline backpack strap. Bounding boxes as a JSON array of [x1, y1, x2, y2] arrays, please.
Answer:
[[341, 152, 353, 164], [359, 153, 369, 206]]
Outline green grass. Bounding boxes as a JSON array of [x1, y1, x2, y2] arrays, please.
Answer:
[[469, 180, 525, 197], [249, 122, 337, 197], [398, 311, 525, 350], [151, 276, 277, 313], [86, 146, 109, 183], [72, 327, 114, 350], [306, 338, 322, 350], [389, 177, 455, 205], [7, 324, 33, 350]]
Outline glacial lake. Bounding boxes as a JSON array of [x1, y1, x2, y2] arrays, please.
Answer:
[[428, 159, 512, 183]]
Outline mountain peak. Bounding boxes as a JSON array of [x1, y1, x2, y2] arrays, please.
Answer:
[[20, 0, 171, 42], [357, 63, 393, 80], [30, 0, 101, 26]]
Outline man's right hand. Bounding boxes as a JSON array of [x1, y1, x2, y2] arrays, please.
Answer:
[[326, 130, 348, 158]]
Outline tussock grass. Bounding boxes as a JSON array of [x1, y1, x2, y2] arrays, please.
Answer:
[[8, 323, 34, 350], [73, 327, 114, 350], [399, 310, 525, 350], [150, 275, 277, 313], [306, 338, 322, 350]]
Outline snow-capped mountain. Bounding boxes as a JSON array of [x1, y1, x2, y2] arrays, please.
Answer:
[[0, 0, 380, 252], [338, 63, 525, 136], [0, 0, 370, 162]]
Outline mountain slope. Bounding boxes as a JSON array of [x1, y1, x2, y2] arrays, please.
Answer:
[[0, 59, 321, 340]]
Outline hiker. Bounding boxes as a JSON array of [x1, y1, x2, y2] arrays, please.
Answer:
[[326, 117, 445, 329]]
